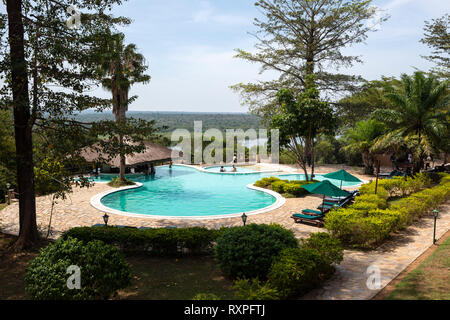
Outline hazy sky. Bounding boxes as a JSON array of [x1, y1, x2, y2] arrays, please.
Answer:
[[65, 0, 450, 112]]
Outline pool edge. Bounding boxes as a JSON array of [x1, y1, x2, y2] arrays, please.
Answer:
[[89, 181, 286, 220]]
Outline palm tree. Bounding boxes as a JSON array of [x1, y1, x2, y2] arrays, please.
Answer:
[[372, 71, 449, 173], [342, 119, 386, 175], [99, 33, 150, 182]]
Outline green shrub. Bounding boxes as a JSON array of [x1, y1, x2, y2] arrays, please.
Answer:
[[25, 237, 131, 300], [271, 180, 288, 193], [325, 174, 450, 248], [267, 247, 325, 298], [354, 194, 387, 209], [214, 224, 298, 279], [350, 201, 380, 212], [233, 278, 280, 300], [283, 183, 308, 197], [192, 293, 221, 300], [63, 226, 221, 256], [107, 177, 135, 188], [282, 193, 296, 198], [300, 232, 344, 273], [253, 177, 281, 188], [359, 183, 389, 199]]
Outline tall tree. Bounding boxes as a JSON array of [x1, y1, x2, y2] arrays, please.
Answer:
[[97, 33, 151, 182], [271, 78, 337, 180], [342, 119, 386, 174], [372, 71, 449, 173], [420, 14, 449, 80], [336, 77, 399, 127], [232, 0, 387, 120], [0, 0, 129, 249]]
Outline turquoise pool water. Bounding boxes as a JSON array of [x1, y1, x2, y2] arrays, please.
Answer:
[[203, 165, 256, 173], [99, 166, 276, 217], [95, 166, 361, 217]]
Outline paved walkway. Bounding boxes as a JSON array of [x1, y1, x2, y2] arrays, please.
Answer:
[[302, 202, 450, 300]]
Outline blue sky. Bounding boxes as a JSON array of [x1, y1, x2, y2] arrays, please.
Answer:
[[15, 0, 450, 113], [106, 0, 448, 113]]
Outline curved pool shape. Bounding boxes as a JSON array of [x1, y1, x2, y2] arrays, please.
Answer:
[[98, 165, 278, 217], [203, 165, 256, 173], [93, 166, 362, 218]]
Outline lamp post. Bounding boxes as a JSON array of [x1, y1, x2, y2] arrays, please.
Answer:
[[5, 183, 11, 205], [241, 213, 247, 226], [433, 209, 439, 245], [103, 213, 109, 227]]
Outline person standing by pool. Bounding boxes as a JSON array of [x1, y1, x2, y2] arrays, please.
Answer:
[[169, 161, 173, 169], [150, 163, 155, 175], [233, 153, 237, 164]]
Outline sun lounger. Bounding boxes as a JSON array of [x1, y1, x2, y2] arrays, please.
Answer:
[[291, 212, 325, 227], [318, 197, 353, 210], [324, 190, 358, 203], [302, 208, 327, 215]]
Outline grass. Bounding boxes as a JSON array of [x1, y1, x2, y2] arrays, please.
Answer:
[[115, 255, 235, 300], [0, 203, 7, 211], [0, 232, 235, 300], [386, 236, 450, 300]]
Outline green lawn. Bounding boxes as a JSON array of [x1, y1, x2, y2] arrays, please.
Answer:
[[115, 255, 235, 300], [386, 237, 450, 300]]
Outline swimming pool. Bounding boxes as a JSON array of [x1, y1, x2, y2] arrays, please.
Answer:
[[203, 165, 256, 173], [90, 165, 362, 219]]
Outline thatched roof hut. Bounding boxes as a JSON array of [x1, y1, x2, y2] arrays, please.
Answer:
[[80, 141, 178, 167]]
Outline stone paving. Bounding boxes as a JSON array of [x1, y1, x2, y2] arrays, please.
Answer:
[[302, 202, 450, 300], [0, 164, 448, 300]]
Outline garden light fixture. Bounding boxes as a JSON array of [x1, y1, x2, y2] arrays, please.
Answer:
[[103, 213, 109, 226], [433, 209, 439, 244], [241, 213, 247, 226]]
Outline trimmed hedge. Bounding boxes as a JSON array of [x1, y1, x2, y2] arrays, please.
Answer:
[[325, 173, 450, 248], [253, 177, 281, 188], [253, 177, 318, 198], [62, 226, 222, 256], [25, 237, 131, 300], [214, 224, 298, 279]]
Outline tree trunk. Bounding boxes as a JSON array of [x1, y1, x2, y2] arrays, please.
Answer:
[[114, 91, 127, 182], [362, 152, 374, 175], [7, 0, 39, 250]]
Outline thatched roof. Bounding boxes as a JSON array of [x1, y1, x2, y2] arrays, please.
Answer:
[[80, 141, 178, 167]]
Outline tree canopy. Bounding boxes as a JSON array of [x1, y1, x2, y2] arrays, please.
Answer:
[[232, 0, 387, 121]]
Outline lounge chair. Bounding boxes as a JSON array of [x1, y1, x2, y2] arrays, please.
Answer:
[[291, 212, 325, 227], [318, 197, 353, 211], [324, 190, 359, 204]]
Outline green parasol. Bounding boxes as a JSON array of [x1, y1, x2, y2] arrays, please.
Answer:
[[322, 169, 362, 189], [302, 180, 351, 212]]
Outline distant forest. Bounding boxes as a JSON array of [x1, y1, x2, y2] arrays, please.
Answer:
[[74, 111, 264, 133]]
